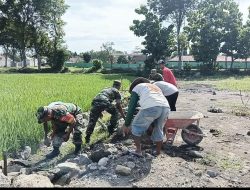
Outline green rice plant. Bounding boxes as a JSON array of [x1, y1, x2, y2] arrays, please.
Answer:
[[0, 73, 132, 157]]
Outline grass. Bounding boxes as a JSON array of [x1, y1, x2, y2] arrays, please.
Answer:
[[180, 76, 250, 92], [0, 73, 133, 157]]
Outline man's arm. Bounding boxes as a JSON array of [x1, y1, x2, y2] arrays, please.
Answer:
[[60, 114, 76, 142], [124, 92, 139, 127], [43, 122, 49, 139], [116, 101, 126, 119]]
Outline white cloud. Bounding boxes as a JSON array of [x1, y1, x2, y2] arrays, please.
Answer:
[[62, 0, 250, 54], [63, 0, 146, 53]]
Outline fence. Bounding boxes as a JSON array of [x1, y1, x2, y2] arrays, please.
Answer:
[[65, 62, 145, 71], [65, 61, 250, 70]]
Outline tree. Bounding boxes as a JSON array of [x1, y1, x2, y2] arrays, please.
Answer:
[[88, 50, 110, 63], [82, 52, 91, 63], [238, 7, 250, 70], [101, 42, 115, 71], [149, 0, 198, 70], [130, 5, 175, 74], [117, 55, 129, 64], [185, 0, 227, 72], [0, 0, 69, 70], [220, 0, 243, 70], [102, 42, 115, 63]]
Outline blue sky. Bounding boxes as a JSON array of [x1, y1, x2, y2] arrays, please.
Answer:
[[62, 0, 250, 54]]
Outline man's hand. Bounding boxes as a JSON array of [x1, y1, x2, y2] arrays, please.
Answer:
[[44, 137, 51, 147], [122, 124, 131, 136], [63, 133, 70, 142]]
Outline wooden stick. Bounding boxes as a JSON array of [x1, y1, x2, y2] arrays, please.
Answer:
[[3, 151, 7, 176]]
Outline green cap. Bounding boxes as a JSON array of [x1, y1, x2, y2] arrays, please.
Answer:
[[113, 80, 121, 87], [36, 106, 48, 124]]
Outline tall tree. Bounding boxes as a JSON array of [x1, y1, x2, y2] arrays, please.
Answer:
[[238, 7, 250, 70], [185, 0, 228, 71], [101, 42, 115, 70], [149, 0, 197, 70], [220, 0, 243, 70], [82, 52, 91, 63], [130, 5, 175, 74]]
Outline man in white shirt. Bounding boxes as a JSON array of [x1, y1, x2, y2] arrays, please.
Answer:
[[153, 80, 179, 111], [122, 77, 170, 156]]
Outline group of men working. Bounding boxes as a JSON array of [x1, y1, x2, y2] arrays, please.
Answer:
[[35, 59, 178, 159]]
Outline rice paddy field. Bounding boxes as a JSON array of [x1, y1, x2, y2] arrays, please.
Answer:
[[0, 73, 132, 155]]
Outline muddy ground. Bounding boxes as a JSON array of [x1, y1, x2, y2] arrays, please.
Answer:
[[3, 81, 250, 188]]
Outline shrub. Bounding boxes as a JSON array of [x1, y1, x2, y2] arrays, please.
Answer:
[[92, 59, 103, 70], [183, 63, 191, 72], [83, 53, 91, 63], [47, 49, 70, 72]]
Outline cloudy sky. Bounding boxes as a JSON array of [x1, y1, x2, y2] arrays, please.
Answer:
[[62, 0, 250, 54]]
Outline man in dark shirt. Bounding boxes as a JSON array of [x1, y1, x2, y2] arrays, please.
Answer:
[[85, 80, 125, 144]]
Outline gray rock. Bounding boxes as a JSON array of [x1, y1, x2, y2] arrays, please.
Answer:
[[88, 163, 98, 170], [89, 149, 111, 162], [20, 146, 31, 160], [104, 143, 113, 149], [7, 164, 23, 173], [115, 165, 131, 176], [126, 161, 136, 169], [247, 131, 250, 136], [12, 174, 53, 187], [0, 172, 11, 187], [121, 146, 129, 153], [123, 139, 133, 146], [107, 147, 118, 154], [55, 173, 71, 186], [189, 150, 203, 158], [98, 157, 109, 167], [78, 153, 92, 165], [56, 162, 80, 173], [98, 166, 107, 171], [20, 168, 32, 175], [207, 170, 219, 178]]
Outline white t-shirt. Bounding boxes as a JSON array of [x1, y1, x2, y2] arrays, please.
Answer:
[[132, 83, 169, 109], [153, 81, 178, 96]]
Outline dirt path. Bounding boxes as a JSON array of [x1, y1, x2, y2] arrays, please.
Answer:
[[132, 82, 250, 187]]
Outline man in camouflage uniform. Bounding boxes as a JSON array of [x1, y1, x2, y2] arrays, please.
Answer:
[[36, 101, 84, 159], [148, 69, 164, 81], [85, 80, 126, 144]]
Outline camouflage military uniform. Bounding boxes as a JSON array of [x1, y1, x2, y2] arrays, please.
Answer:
[[148, 73, 164, 82], [47, 102, 83, 148], [86, 87, 121, 139]]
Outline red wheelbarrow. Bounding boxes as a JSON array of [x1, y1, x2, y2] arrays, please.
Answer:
[[164, 111, 205, 146]]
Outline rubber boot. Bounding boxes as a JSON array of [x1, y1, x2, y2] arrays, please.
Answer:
[[46, 147, 60, 159], [74, 144, 81, 155]]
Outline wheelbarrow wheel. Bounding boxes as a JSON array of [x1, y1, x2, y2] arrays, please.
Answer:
[[181, 124, 203, 146]]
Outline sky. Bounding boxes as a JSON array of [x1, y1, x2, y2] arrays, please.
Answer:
[[62, 0, 250, 54]]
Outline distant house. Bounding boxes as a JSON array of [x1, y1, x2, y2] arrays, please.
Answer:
[[168, 55, 250, 63], [0, 54, 39, 67], [128, 52, 147, 64], [167, 55, 250, 69], [0, 54, 12, 67], [68, 56, 82, 63]]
